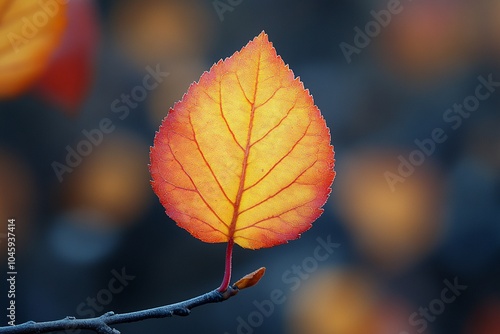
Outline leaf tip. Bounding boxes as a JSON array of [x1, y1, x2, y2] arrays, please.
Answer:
[[258, 30, 268, 39]]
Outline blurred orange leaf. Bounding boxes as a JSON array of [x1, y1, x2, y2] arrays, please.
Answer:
[[150, 32, 335, 249], [35, 0, 99, 115], [0, 0, 67, 98]]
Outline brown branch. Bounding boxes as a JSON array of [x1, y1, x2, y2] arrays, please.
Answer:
[[0, 268, 266, 334]]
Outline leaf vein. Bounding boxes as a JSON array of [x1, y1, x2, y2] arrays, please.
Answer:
[[250, 99, 297, 147], [245, 120, 311, 192], [253, 86, 283, 111], [235, 71, 252, 105], [218, 80, 245, 151], [236, 198, 317, 232], [170, 207, 228, 237], [227, 48, 262, 238], [188, 113, 234, 206], [166, 132, 228, 227], [240, 156, 318, 216]]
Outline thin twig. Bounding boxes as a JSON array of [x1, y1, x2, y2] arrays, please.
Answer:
[[0, 286, 240, 334]]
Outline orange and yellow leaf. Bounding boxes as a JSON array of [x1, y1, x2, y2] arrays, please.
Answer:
[[150, 31, 335, 249]]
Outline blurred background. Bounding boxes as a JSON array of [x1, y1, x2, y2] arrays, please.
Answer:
[[0, 0, 499, 333]]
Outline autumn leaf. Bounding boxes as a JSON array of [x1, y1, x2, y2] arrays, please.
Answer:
[[0, 0, 67, 98], [150, 31, 335, 252]]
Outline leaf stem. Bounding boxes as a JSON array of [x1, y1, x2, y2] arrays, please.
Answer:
[[217, 238, 234, 292]]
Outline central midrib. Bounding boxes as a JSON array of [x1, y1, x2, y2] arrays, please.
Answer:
[[227, 49, 262, 240]]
